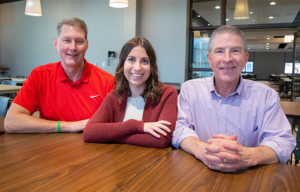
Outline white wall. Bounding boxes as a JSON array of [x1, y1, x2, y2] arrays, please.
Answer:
[[137, 0, 188, 84], [0, 0, 137, 76], [0, 0, 188, 84]]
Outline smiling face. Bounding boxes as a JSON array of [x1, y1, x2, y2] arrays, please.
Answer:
[[54, 24, 88, 69], [124, 45, 151, 96], [207, 32, 249, 88]]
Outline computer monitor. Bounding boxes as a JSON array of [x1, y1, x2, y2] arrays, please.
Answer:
[[284, 63, 300, 74]]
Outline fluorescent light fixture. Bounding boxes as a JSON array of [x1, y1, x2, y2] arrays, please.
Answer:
[[215, 6, 220, 9], [208, 24, 211, 26], [226, 18, 229, 21], [284, 35, 294, 42], [25, 0, 42, 16], [198, 15, 201, 17], [266, 43, 269, 45], [267, 37, 270, 40], [109, 0, 128, 8], [266, 48, 269, 49], [250, 12, 253, 14], [269, 16, 274, 19], [234, 0, 249, 20], [270, 2, 276, 5]]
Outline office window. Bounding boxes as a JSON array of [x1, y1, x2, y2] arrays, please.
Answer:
[[242, 61, 253, 73]]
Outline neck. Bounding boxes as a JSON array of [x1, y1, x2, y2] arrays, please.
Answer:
[[62, 60, 85, 83], [129, 84, 146, 98], [214, 78, 240, 98]]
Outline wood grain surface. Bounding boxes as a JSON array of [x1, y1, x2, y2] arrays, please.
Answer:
[[279, 101, 300, 118], [0, 132, 171, 192], [119, 149, 300, 192]]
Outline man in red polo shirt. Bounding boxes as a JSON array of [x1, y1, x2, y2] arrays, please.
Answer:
[[4, 18, 114, 133]]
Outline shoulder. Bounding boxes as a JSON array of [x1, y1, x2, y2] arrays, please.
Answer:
[[87, 62, 114, 81], [161, 84, 177, 94], [31, 62, 59, 74], [243, 79, 278, 96], [181, 77, 211, 93]]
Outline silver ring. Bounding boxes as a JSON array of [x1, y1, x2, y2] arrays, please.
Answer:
[[223, 159, 226, 163]]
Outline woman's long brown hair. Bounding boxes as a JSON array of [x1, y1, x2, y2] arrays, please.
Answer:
[[114, 37, 163, 104]]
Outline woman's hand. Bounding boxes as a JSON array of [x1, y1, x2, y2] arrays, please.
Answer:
[[143, 120, 171, 138]]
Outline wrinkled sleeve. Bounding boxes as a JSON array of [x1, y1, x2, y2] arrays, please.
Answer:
[[172, 83, 199, 148], [83, 91, 144, 143], [259, 92, 296, 163]]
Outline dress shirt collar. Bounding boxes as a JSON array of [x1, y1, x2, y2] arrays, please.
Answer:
[[209, 75, 244, 98]]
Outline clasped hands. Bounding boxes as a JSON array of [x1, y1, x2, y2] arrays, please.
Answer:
[[203, 134, 254, 172]]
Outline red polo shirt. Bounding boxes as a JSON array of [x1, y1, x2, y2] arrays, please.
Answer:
[[13, 59, 114, 121]]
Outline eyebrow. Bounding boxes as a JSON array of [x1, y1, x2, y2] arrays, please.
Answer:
[[127, 56, 149, 60], [214, 46, 243, 50]]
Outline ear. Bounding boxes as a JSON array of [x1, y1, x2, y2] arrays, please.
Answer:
[[207, 52, 212, 68], [53, 38, 58, 50], [86, 40, 89, 51], [246, 52, 249, 61]]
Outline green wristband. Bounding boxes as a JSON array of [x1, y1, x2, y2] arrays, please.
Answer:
[[57, 121, 61, 133]]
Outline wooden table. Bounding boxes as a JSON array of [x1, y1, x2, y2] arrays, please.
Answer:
[[0, 127, 171, 191], [119, 149, 300, 192], [0, 84, 22, 94], [0, 77, 26, 82]]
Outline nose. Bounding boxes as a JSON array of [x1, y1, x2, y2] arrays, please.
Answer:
[[133, 61, 142, 71], [223, 50, 232, 63], [69, 40, 77, 51]]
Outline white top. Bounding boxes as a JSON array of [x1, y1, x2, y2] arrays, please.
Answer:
[[122, 97, 145, 122]]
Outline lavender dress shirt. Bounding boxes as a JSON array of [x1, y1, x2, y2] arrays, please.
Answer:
[[172, 76, 296, 163]]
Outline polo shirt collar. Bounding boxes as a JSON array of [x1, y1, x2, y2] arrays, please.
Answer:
[[209, 75, 244, 97], [59, 58, 90, 84]]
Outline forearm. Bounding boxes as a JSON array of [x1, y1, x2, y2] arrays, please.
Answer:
[[5, 104, 87, 133], [180, 137, 208, 161], [5, 113, 58, 133], [83, 119, 143, 143], [244, 145, 279, 167]]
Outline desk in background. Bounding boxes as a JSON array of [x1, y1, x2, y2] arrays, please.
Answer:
[[0, 84, 22, 94]]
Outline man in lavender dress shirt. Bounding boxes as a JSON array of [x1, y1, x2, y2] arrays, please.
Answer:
[[172, 25, 296, 172]]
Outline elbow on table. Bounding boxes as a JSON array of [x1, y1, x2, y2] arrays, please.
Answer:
[[4, 118, 16, 133]]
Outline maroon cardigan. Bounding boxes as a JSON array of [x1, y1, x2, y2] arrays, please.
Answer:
[[83, 85, 178, 148]]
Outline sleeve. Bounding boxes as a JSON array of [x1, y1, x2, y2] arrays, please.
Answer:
[[172, 83, 200, 148], [259, 92, 296, 163], [12, 69, 40, 114], [114, 86, 178, 148], [83, 91, 144, 143]]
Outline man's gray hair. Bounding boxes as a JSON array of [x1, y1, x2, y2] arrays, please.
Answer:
[[208, 25, 248, 53], [57, 18, 88, 40]]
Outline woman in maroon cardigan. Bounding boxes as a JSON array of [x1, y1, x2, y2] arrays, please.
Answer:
[[83, 37, 178, 148]]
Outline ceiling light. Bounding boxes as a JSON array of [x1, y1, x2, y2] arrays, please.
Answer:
[[208, 24, 211, 26], [269, 16, 274, 19], [215, 6, 220, 9], [267, 37, 270, 40], [109, 0, 128, 8], [198, 15, 201, 17], [226, 18, 229, 21], [270, 2, 276, 5], [250, 12, 253, 14], [25, 0, 42, 16], [266, 43, 269, 45], [234, 0, 249, 20], [266, 48, 269, 49], [284, 35, 294, 42], [252, 20, 255, 22]]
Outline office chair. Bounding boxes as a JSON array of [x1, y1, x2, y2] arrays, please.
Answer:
[[0, 96, 9, 117], [1, 80, 17, 86]]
